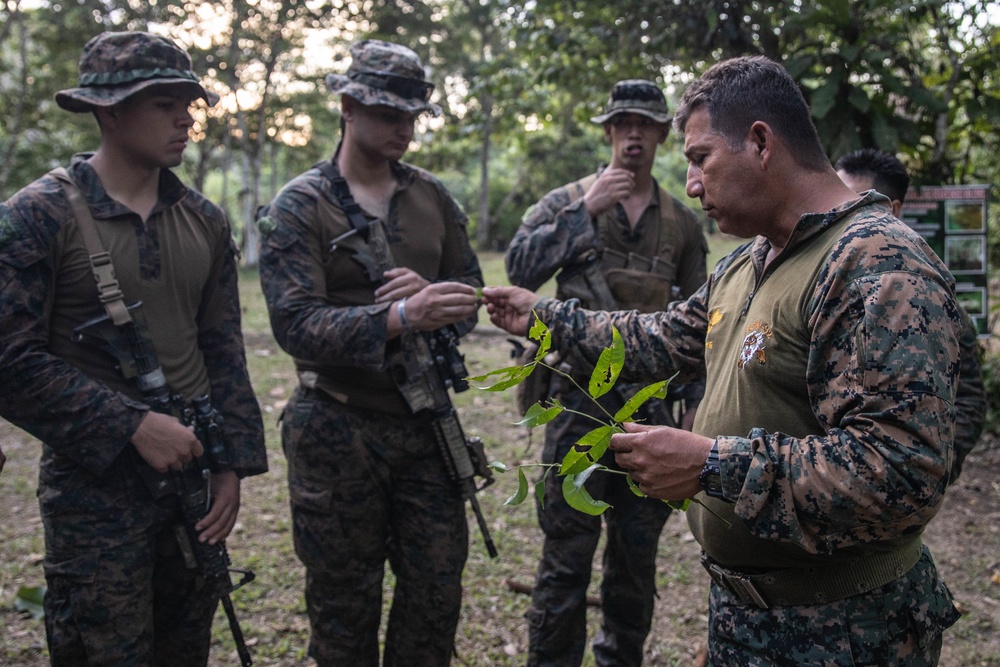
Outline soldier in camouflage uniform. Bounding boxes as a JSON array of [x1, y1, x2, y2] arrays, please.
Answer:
[[505, 80, 708, 667], [835, 148, 986, 485], [256, 39, 483, 667], [0, 31, 267, 665], [484, 56, 962, 666]]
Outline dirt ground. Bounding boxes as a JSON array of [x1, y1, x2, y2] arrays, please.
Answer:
[[1, 323, 998, 666]]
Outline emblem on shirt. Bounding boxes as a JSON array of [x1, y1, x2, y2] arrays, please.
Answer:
[[705, 309, 724, 350], [256, 214, 277, 239], [737, 321, 772, 369]]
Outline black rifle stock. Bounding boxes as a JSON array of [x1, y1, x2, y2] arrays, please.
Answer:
[[396, 326, 498, 558], [73, 304, 255, 665]]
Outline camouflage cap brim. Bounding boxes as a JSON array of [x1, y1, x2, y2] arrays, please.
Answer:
[[55, 78, 217, 113], [326, 74, 442, 117], [591, 100, 672, 125]]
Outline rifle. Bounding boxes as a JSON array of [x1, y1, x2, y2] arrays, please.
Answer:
[[73, 303, 256, 666], [395, 325, 498, 558], [314, 160, 497, 558]]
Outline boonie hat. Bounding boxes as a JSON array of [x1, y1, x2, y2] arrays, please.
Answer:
[[591, 79, 671, 125], [325, 39, 441, 117], [55, 31, 217, 113]]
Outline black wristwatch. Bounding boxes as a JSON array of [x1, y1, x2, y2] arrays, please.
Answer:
[[699, 440, 725, 499]]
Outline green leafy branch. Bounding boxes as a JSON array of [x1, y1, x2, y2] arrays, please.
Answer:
[[468, 314, 691, 516]]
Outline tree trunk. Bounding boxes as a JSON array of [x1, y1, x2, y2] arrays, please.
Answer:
[[477, 93, 494, 250]]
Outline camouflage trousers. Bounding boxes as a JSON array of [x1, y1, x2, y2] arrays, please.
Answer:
[[39, 448, 219, 666], [706, 546, 961, 666], [282, 388, 469, 667], [527, 394, 673, 667]]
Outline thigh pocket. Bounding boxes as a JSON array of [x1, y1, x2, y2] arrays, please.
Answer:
[[904, 555, 962, 652], [281, 395, 342, 514]]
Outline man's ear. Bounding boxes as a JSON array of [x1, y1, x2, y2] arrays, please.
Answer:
[[891, 200, 903, 218], [748, 120, 772, 164], [93, 105, 118, 130], [341, 95, 355, 121], [657, 124, 670, 145]]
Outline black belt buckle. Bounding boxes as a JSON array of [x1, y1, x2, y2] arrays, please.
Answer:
[[701, 555, 770, 609]]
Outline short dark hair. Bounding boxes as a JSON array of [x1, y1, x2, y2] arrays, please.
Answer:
[[834, 148, 911, 204], [674, 55, 830, 172]]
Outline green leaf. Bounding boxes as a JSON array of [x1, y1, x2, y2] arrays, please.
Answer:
[[847, 86, 870, 114], [516, 402, 563, 428], [467, 363, 535, 391], [535, 478, 547, 508], [505, 467, 530, 506], [528, 313, 552, 358], [562, 466, 611, 515], [666, 499, 691, 511], [809, 79, 839, 120], [613, 379, 670, 423], [560, 446, 594, 476], [15, 586, 46, 620], [589, 326, 623, 399], [577, 424, 615, 462], [489, 461, 508, 473], [626, 474, 646, 497]]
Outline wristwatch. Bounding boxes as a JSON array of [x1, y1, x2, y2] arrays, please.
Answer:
[[699, 440, 725, 499]]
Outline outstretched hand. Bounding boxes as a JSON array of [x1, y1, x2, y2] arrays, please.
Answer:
[[609, 422, 713, 501], [481, 286, 539, 336]]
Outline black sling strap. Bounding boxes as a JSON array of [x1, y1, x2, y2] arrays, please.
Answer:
[[315, 159, 373, 244]]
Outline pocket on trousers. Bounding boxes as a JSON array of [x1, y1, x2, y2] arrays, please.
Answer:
[[44, 551, 99, 585], [906, 570, 962, 651], [282, 394, 334, 514]]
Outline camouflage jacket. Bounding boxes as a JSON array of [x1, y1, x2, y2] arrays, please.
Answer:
[[0, 158, 267, 478], [257, 157, 482, 413], [506, 172, 707, 298], [950, 307, 986, 484], [535, 193, 962, 558], [506, 171, 707, 406]]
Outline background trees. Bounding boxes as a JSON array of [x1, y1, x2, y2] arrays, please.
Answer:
[[1, 0, 998, 255]]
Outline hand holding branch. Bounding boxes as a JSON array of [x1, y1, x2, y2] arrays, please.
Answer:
[[481, 285, 540, 336], [609, 422, 713, 501]]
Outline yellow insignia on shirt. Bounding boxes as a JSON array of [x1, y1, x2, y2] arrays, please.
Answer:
[[706, 309, 723, 333], [737, 320, 772, 369], [705, 309, 724, 350]]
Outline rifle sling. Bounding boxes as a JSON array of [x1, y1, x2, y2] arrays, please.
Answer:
[[49, 168, 133, 327]]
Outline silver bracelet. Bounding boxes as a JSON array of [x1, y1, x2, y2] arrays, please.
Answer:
[[397, 297, 412, 332]]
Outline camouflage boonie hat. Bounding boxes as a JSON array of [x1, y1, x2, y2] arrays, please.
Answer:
[[55, 31, 217, 113], [325, 39, 441, 117], [591, 79, 671, 125]]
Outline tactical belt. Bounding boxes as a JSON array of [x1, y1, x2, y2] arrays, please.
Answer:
[[700, 539, 922, 609]]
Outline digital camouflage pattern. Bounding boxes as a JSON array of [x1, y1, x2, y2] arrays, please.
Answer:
[[55, 31, 216, 113], [0, 158, 267, 664], [257, 155, 481, 666], [532, 193, 962, 660], [507, 171, 707, 666], [707, 548, 959, 666], [507, 176, 707, 298], [41, 455, 220, 664], [281, 390, 468, 666], [949, 311, 986, 484], [324, 39, 441, 117], [590, 79, 672, 125]]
